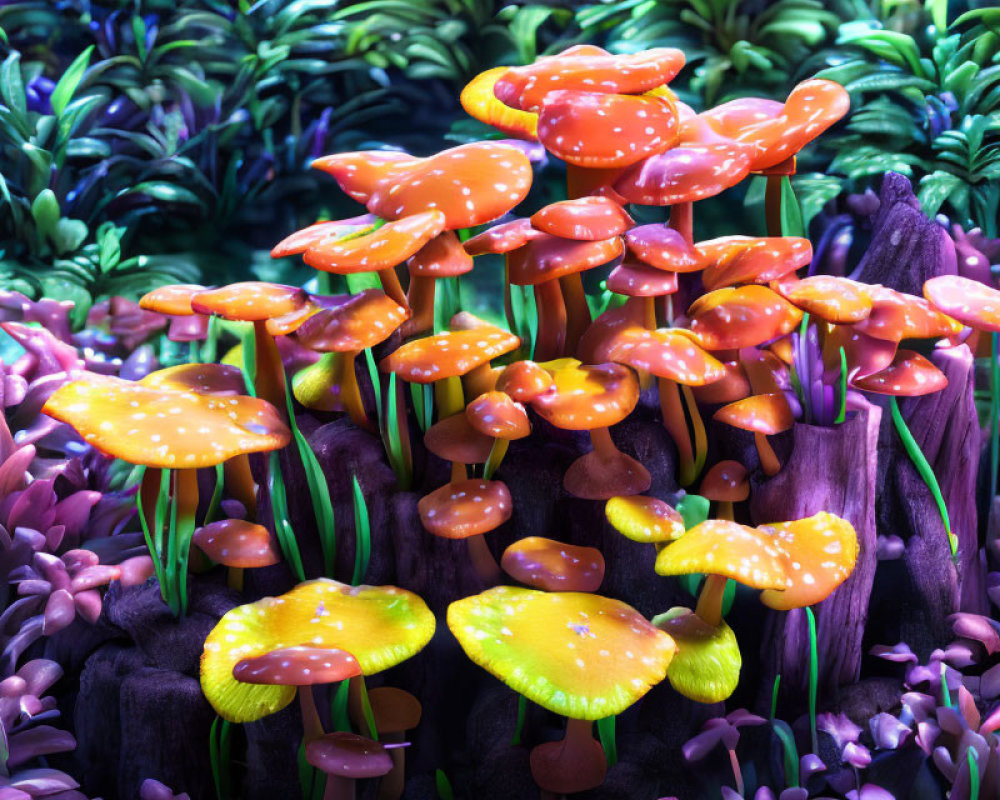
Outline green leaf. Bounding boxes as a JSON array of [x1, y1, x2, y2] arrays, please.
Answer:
[[435, 769, 455, 800], [676, 493, 710, 530], [126, 181, 206, 207], [1, 52, 26, 117], [52, 218, 88, 255], [350, 475, 371, 586], [30, 189, 60, 241], [918, 171, 964, 217], [596, 716, 617, 767], [50, 45, 94, 117]]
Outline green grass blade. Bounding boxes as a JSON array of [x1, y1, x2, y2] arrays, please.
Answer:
[[806, 606, 818, 755], [969, 747, 980, 800], [597, 716, 617, 767], [165, 472, 180, 616], [297, 740, 319, 800], [240, 326, 257, 397], [204, 464, 225, 525], [770, 673, 781, 721], [331, 681, 352, 732], [209, 716, 232, 800], [357, 677, 378, 740], [350, 475, 371, 586], [836, 346, 848, 424], [772, 719, 800, 787], [364, 348, 384, 422], [435, 769, 455, 800], [889, 396, 956, 559], [269, 452, 306, 581], [135, 467, 168, 596], [511, 693, 527, 746], [384, 373, 412, 489]]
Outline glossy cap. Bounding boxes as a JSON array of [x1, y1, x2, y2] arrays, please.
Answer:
[[605, 495, 685, 543], [851, 350, 948, 396], [463, 218, 544, 256], [233, 646, 362, 686], [43, 373, 290, 469], [495, 360, 554, 403], [607, 261, 679, 297], [191, 282, 308, 322], [447, 586, 676, 720], [856, 286, 962, 342], [924, 275, 1000, 333], [624, 225, 705, 272], [418, 479, 513, 539], [773, 276, 873, 324], [506, 233, 624, 286], [698, 236, 813, 291], [530, 197, 633, 241], [688, 286, 803, 350], [408, 231, 474, 277], [304, 211, 446, 274], [466, 391, 531, 440], [699, 461, 749, 503], [297, 289, 409, 352], [714, 392, 794, 435], [270, 215, 377, 259], [605, 328, 727, 386], [306, 732, 393, 779], [311, 151, 419, 204], [139, 284, 206, 316], [531, 362, 639, 430], [501, 536, 605, 592], [460, 67, 539, 140], [381, 327, 520, 383], [139, 363, 247, 396], [193, 519, 280, 569], [653, 607, 741, 703]]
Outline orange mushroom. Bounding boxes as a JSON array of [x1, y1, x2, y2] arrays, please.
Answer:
[[714, 392, 794, 477], [854, 285, 962, 343], [494, 359, 554, 403], [460, 67, 539, 140], [772, 275, 873, 324], [465, 390, 531, 478], [688, 285, 804, 351], [699, 460, 749, 521], [851, 350, 948, 397], [402, 231, 474, 337], [698, 235, 813, 291], [501, 536, 605, 592], [311, 152, 419, 204], [193, 519, 280, 592]]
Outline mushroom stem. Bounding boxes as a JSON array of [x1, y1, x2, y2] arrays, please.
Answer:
[[467, 534, 502, 585], [559, 273, 591, 356], [227, 567, 244, 593], [728, 747, 745, 797], [300, 685, 325, 743], [483, 438, 509, 480], [322, 774, 356, 800], [588, 426, 620, 462], [765, 175, 783, 237], [139, 467, 163, 542], [530, 716, 605, 796], [377, 268, 408, 309], [565, 164, 620, 200], [340, 351, 374, 432], [668, 202, 693, 245], [755, 432, 781, 476], [433, 376, 465, 420], [464, 363, 499, 398], [682, 385, 708, 482], [377, 731, 406, 800], [534, 279, 568, 361], [253, 319, 287, 411], [718, 500, 734, 522], [402, 274, 435, 337], [450, 462, 467, 483], [224, 454, 257, 517], [658, 379, 696, 487], [695, 574, 728, 628], [503, 255, 517, 340]]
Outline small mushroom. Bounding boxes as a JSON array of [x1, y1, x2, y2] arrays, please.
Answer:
[[465, 390, 531, 478], [192, 519, 279, 592], [494, 360, 554, 403], [501, 536, 605, 592], [363, 687, 422, 800], [460, 67, 539, 140], [605, 495, 685, 545], [305, 731, 394, 800], [698, 235, 813, 291], [699, 461, 749, 521], [851, 350, 948, 397], [773, 275, 873, 324], [714, 392, 794, 476], [139, 284, 211, 349]]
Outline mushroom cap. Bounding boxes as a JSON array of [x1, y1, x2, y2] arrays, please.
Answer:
[[924, 275, 1000, 333], [501, 536, 605, 592], [564, 448, 652, 500], [296, 289, 409, 352], [270, 215, 378, 259], [367, 686, 423, 734], [530, 197, 634, 241], [380, 326, 520, 383], [233, 646, 362, 687], [463, 218, 544, 257], [773, 275, 873, 324], [311, 151, 420, 204], [466, 391, 531, 440], [537, 90, 678, 169], [604, 327, 727, 386], [851, 350, 948, 397], [193, 519, 280, 569], [191, 282, 308, 322], [494, 47, 685, 112], [698, 236, 813, 290], [615, 140, 754, 206], [654, 519, 791, 589], [201, 579, 435, 723], [418, 479, 513, 539], [495, 360, 555, 403], [43, 373, 290, 469], [855, 285, 962, 342], [688, 285, 804, 350], [531, 362, 639, 430], [304, 211, 447, 274], [265, 301, 323, 336], [606, 261, 679, 297], [408, 231, 474, 278], [759, 512, 858, 610], [691, 360, 752, 405], [624, 225, 706, 272], [306, 732, 394, 779], [423, 413, 494, 464], [699, 461, 749, 503], [139, 363, 247, 396], [460, 67, 539, 140], [653, 607, 741, 704], [367, 143, 533, 230], [139, 284, 206, 316], [447, 586, 676, 720], [701, 79, 850, 171], [506, 233, 624, 286], [824, 325, 897, 380], [714, 392, 794, 435], [605, 495, 685, 543]]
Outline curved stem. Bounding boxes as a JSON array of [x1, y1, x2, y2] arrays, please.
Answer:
[[755, 432, 781, 477], [224, 454, 257, 517], [377, 267, 407, 309], [340, 351, 373, 431], [433, 375, 465, 420], [589, 426, 619, 461], [253, 320, 286, 412], [300, 685, 324, 743], [533, 279, 567, 361], [559, 272, 591, 356], [402, 274, 435, 337], [484, 438, 509, 480], [464, 363, 498, 399], [467, 534, 501, 585], [728, 747, 744, 797], [658, 378, 695, 486], [503, 255, 516, 335], [695, 574, 728, 627], [668, 202, 693, 245]]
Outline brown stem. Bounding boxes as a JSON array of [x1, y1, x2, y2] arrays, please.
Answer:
[[377, 732, 406, 800], [253, 320, 286, 411], [464, 363, 499, 399], [588, 426, 619, 461], [658, 378, 695, 486], [559, 272, 591, 356], [467, 534, 501, 585], [140, 467, 162, 536], [227, 567, 244, 592], [224, 454, 257, 517], [682, 384, 708, 483], [765, 175, 783, 237], [755, 432, 781, 476], [300, 685, 324, 742], [503, 255, 516, 335], [530, 717, 605, 795], [533, 279, 567, 361], [323, 774, 356, 800], [718, 500, 734, 522], [695, 574, 728, 627], [378, 267, 408, 309], [450, 461, 467, 483], [668, 202, 693, 245], [402, 274, 435, 337]]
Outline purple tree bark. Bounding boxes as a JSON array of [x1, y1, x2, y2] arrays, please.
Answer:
[[749, 400, 881, 707]]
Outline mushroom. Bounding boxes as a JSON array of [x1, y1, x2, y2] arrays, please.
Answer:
[[43, 373, 290, 615], [851, 350, 948, 397], [699, 461, 749, 521], [423, 412, 493, 483], [305, 731, 394, 800], [688, 285, 804, 351], [447, 586, 676, 795], [201, 579, 435, 724], [494, 359, 554, 403], [295, 289, 409, 429], [530, 361, 649, 500], [138, 283, 211, 355], [192, 519, 280, 592], [773, 275, 873, 324], [402, 231, 473, 337], [714, 392, 795, 477], [362, 688, 422, 800], [501, 536, 605, 592], [698, 235, 813, 291], [190, 281, 309, 410], [460, 67, 539, 140], [604, 495, 686, 546], [418, 478, 512, 584], [465, 390, 531, 478], [311, 152, 419, 205]]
